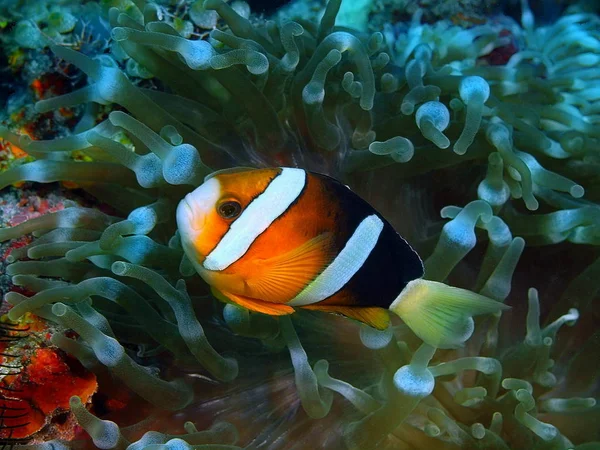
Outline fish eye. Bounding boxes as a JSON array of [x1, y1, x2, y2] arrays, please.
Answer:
[[217, 200, 242, 219]]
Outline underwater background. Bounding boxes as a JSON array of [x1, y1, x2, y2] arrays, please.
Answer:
[[0, 0, 599, 448]]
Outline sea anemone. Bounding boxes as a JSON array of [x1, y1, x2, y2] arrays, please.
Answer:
[[0, 0, 598, 448]]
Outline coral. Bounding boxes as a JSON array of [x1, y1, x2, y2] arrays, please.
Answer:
[[0, 313, 98, 444], [367, 0, 500, 32], [336, 0, 373, 31], [0, 0, 598, 448]]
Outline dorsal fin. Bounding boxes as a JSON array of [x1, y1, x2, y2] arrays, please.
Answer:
[[204, 167, 257, 182]]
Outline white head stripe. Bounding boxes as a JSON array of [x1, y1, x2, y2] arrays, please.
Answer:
[[289, 214, 384, 306], [203, 168, 306, 271]]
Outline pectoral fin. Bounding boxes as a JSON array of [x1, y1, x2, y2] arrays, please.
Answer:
[[245, 233, 336, 302]]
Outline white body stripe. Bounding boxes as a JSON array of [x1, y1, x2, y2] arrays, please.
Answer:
[[203, 168, 306, 271], [289, 214, 384, 306]]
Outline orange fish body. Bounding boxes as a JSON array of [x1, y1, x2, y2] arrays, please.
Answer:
[[176, 167, 423, 330]]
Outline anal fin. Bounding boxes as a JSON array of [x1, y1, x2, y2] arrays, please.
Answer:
[[212, 287, 295, 316], [303, 305, 390, 330]]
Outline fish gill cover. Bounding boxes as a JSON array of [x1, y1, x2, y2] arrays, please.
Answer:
[[0, 0, 598, 448]]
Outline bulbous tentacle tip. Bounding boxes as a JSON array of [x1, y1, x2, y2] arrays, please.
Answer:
[[111, 27, 131, 42], [394, 364, 435, 397]]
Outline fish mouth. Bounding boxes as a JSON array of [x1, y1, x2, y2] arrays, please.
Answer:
[[176, 197, 204, 235], [177, 177, 221, 235], [183, 198, 194, 220], [187, 196, 208, 231]]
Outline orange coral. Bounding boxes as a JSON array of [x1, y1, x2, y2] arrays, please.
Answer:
[[0, 319, 97, 442]]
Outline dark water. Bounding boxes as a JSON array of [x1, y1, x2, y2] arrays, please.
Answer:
[[0, 0, 598, 448]]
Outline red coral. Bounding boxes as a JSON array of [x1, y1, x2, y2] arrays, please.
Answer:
[[8, 196, 65, 227], [1, 236, 32, 261], [22, 348, 97, 415], [480, 29, 518, 66], [30, 73, 69, 101], [0, 320, 97, 442]]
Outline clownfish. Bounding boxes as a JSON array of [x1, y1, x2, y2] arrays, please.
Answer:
[[177, 167, 507, 348]]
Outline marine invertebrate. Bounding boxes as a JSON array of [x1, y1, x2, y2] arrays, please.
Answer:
[[0, 0, 597, 448]]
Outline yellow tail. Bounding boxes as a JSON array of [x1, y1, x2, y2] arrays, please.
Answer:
[[389, 279, 509, 348]]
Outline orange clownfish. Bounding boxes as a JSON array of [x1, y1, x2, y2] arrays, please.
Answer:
[[177, 167, 507, 348]]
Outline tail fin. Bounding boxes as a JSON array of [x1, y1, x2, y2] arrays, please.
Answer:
[[389, 279, 509, 349]]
